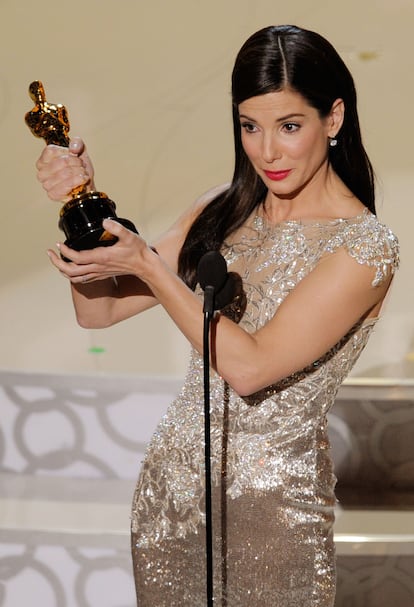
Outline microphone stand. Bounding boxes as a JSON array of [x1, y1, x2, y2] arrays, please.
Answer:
[[198, 251, 235, 607], [202, 285, 215, 607]]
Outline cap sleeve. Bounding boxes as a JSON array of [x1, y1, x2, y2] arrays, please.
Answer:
[[325, 213, 400, 287]]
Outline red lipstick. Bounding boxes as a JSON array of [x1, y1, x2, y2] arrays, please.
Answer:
[[264, 169, 292, 181]]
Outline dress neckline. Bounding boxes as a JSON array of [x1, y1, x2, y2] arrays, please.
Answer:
[[253, 206, 371, 230]]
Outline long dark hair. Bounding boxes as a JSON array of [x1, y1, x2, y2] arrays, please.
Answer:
[[178, 25, 376, 288]]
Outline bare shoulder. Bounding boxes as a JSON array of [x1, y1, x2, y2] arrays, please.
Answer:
[[151, 183, 230, 270], [193, 183, 230, 209], [166, 183, 229, 234]]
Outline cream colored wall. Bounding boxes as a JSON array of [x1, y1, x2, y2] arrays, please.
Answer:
[[0, 0, 412, 377]]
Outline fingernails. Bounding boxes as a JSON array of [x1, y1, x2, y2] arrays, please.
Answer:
[[103, 218, 115, 227]]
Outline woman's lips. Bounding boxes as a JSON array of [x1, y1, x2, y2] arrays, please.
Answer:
[[263, 169, 292, 181]]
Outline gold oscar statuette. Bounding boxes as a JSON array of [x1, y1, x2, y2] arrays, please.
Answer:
[[25, 81, 138, 252]]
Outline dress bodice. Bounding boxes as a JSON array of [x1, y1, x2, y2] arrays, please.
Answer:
[[131, 208, 398, 606], [222, 208, 398, 331], [203, 208, 400, 496]]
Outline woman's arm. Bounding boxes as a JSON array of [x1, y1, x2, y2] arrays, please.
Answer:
[[37, 138, 226, 327], [143, 243, 392, 395], [63, 218, 393, 396], [48, 206, 196, 328]]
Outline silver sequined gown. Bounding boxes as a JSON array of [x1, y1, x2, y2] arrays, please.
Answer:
[[131, 209, 399, 606]]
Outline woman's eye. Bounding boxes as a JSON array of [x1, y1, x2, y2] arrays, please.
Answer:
[[241, 122, 258, 133], [283, 123, 300, 133]]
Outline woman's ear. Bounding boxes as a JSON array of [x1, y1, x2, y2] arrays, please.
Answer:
[[328, 98, 345, 138]]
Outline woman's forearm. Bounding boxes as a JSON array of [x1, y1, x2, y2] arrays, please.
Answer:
[[142, 252, 258, 393], [70, 274, 159, 328]]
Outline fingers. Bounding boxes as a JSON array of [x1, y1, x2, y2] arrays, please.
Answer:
[[47, 239, 125, 283], [101, 218, 127, 239], [46, 221, 143, 283], [57, 241, 112, 267], [40, 158, 90, 202], [69, 137, 85, 156], [47, 244, 100, 282], [36, 138, 94, 202]]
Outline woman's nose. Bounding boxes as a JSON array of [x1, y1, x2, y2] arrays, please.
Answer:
[[262, 134, 280, 163]]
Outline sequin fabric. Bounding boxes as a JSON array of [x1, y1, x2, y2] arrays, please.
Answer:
[[131, 209, 399, 606]]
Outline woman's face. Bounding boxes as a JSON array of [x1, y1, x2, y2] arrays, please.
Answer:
[[238, 89, 342, 199]]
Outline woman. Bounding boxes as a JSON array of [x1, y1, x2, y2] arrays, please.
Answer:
[[36, 25, 399, 607]]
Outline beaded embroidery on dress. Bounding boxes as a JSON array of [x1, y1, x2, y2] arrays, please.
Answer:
[[131, 209, 399, 607]]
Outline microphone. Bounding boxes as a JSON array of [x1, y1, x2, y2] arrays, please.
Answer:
[[197, 251, 236, 314], [197, 251, 227, 291]]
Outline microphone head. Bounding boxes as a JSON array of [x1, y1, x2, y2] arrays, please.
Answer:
[[197, 251, 228, 292], [214, 273, 237, 309]]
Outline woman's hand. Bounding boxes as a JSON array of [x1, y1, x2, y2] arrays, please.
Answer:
[[47, 218, 155, 284], [36, 137, 95, 202]]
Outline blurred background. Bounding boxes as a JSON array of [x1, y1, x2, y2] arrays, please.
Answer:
[[0, 0, 412, 378]]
